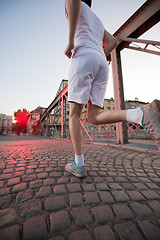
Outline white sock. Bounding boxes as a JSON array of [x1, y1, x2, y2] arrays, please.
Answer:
[[126, 107, 143, 125], [75, 154, 84, 167]]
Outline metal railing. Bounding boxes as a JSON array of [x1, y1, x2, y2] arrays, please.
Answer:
[[40, 88, 150, 142], [40, 0, 159, 144]]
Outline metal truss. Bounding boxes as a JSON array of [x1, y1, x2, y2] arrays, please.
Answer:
[[111, 0, 160, 144], [119, 37, 160, 56], [40, 0, 160, 144]]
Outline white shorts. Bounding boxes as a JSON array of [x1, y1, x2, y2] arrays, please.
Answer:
[[68, 48, 109, 108]]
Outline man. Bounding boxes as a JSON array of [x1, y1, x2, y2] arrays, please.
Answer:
[[64, 0, 160, 178]]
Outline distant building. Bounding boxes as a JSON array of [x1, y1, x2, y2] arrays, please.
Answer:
[[103, 98, 115, 110], [27, 106, 46, 134], [0, 113, 12, 134], [125, 99, 147, 109]]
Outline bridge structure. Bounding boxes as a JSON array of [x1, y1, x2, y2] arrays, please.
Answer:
[[40, 0, 160, 144]]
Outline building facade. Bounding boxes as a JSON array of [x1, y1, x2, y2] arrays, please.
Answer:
[[0, 113, 12, 134], [27, 106, 46, 134]]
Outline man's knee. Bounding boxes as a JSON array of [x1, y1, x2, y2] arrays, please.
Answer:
[[69, 103, 83, 119], [87, 110, 99, 125], [86, 101, 101, 125]]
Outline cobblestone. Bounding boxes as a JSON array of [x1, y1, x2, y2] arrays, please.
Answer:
[[112, 190, 130, 202], [0, 173, 12, 180], [69, 229, 91, 240], [18, 198, 42, 218], [14, 171, 25, 177], [141, 190, 160, 200], [37, 172, 48, 179], [44, 196, 67, 211], [67, 183, 81, 192], [57, 177, 70, 184], [16, 189, 34, 205], [0, 137, 160, 240], [127, 190, 146, 201], [12, 183, 27, 193], [0, 208, 17, 228], [0, 225, 20, 240], [99, 191, 115, 204], [92, 205, 114, 223], [115, 222, 144, 240], [54, 184, 67, 195], [29, 179, 43, 189], [148, 200, 160, 213], [130, 202, 153, 217], [23, 215, 48, 240], [81, 183, 95, 191], [44, 178, 56, 186], [113, 203, 134, 220], [94, 225, 116, 240], [22, 174, 36, 182], [50, 210, 71, 233], [36, 186, 52, 198], [95, 183, 110, 191], [138, 220, 160, 240], [0, 187, 10, 196], [71, 207, 92, 227], [69, 192, 83, 207], [7, 177, 20, 186], [0, 195, 12, 209], [85, 191, 100, 204]]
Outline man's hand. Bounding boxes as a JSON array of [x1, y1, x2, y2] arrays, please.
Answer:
[[64, 40, 74, 58]]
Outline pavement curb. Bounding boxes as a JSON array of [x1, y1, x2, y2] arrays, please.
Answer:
[[57, 138, 160, 156]]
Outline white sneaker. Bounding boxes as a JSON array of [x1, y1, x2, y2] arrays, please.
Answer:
[[141, 99, 160, 151], [65, 160, 86, 178]]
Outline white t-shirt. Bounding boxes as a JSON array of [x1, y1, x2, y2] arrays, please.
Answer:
[[66, 2, 105, 55]]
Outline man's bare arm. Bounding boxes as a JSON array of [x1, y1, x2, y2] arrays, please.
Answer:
[[103, 29, 118, 57], [64, 0, 81, 58]]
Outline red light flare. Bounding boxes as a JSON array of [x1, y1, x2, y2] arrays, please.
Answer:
[[16, 113, 29, 127]]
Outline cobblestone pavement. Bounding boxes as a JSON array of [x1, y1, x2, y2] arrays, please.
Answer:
[[0, 138, 160, 240]]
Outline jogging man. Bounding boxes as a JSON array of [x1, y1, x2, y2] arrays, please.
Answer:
[[64, 0, 160, 178]]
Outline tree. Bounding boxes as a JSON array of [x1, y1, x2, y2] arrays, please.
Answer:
[[14, 108, 30, 134]]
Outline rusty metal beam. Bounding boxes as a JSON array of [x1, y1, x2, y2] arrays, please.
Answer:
[[126, 45, 160, 55], [114, 0, 160, 51], [111, 0, 160, 144], [118, 37, 160, 55], [111, 48, 128, 144], [118, 37, 160, 46]]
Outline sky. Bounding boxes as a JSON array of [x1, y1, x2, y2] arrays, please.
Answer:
[[0, 0, 160, 117]]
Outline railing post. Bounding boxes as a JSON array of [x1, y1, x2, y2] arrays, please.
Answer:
[[64, 96, 67, 138], [48, 113, 50, 136], [111, 48, 128, 144], [61, 97, 63, 138]]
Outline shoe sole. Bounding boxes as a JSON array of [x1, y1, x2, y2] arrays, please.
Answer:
[[152, 99, 160, 119], [65, 165, 86, 178]]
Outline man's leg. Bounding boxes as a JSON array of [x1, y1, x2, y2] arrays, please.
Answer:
[[65, 102, 86, 178], [87, 101, 127, 125], [69, 102, 83, 155], [87, 100, 160, 151]]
